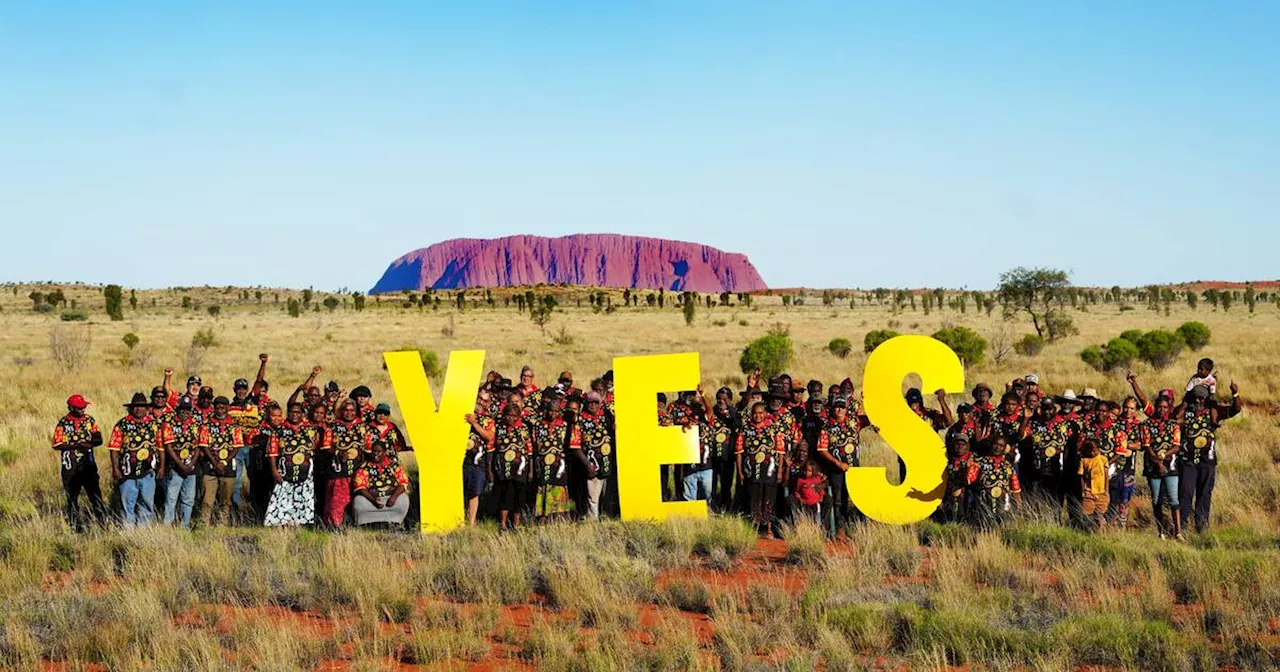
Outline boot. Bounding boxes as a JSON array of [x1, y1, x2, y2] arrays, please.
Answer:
[[1171, 508, 1184, 541]]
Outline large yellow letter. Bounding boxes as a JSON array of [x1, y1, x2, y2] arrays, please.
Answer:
[[614, 352, 706, 521], [849, 335, 964, 525], [384, 349, 485, 534]]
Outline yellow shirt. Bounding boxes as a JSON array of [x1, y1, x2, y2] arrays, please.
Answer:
[[1079, 455, 1109, 494]]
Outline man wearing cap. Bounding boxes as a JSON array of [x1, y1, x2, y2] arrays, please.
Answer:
[[369, 403, 409, 466], [52, 394, 107, 532], [149, 385, 174, 423], [108, 393, 167, 528], [229, 358, 267, 514], [161, 401, 202, 528], [1174, 382, 1239, 534], [197, 396, 245, 527], [1023, 374, 1041, 396], [815, 396, 872, 531], [194, 387, 215, 419], [1020, 398, 1070, 518]]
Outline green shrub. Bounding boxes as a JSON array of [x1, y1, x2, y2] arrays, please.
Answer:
[[104, 284, 124, 320], [1081, 337, 1139, 373], [392, 346, 442, 379], [1119, 329, 1145, 345], [59, 309, 87, 322], [1136, 329, 1183, 370], [191, 327, 218, 349], [1013, 333, 1045, 357], [932, 326, 987, 366], [863, 329, 899, 353], [739, 332, 794, 379], [827, 337, 853, 358], [1177, 321, 1211, 351], [33, 303, 54, 314], [122, 332, 140, 350]]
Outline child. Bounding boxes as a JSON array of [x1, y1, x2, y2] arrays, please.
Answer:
[[1185, 358, 1217, 396], [941, 433, 974, 523], [792, 461, 826, 525], [1079, 439, 1110, 532]]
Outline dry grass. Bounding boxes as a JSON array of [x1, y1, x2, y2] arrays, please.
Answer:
[[2, 282, 1280, 668]]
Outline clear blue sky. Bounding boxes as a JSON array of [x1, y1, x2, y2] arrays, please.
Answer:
[[2, 2, 1276, 291]]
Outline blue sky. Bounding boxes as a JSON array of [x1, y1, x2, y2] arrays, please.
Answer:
[[2, 2, 1277, 291]]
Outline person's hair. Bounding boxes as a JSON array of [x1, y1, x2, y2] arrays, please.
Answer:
[[1197, 358, 1214, 371], [1123, 395, 1139, 409], [338, 399, 356, 414], [1001, 391, 1020, 404], [287, 401, 304, 412], [750, 401, 766, 414], [1082, 439, 1100, 454]]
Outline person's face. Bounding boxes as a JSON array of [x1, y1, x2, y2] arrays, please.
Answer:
[[151, 392, 167, 409], [503, 405, 520, 426], [177, 408, 192, 422], [375, 411, 390, 424], [1156, 398, 1171, 415], [751, 406, 767, 423], [828, 386, 841, 399], [841, 382, 853, 396], [357, 394, 371, 408], [834, 406, 848, 420], [1001, 397, 1019, 414], [1027, 391, 1041, 406], [509, 393, 524, 407], [1082, 398, 1096, 413], [586, 400, 601, 416], [808, 402, 823, 415], [716, 391, 730, 406], [1040, 402, 1056, 417], [955, 440, 969, 455], [1197, 364, 1211, 378], [487, 372, 501, 384], [131, 405, 148, 419], [310, 406, 327, 424], [1122, 400, 1138, 419], [564, 402, 580, 421], [804, 462, 817, 478], [371, 442, 387, 462], [476, 394, 491, 414], [340, 403, 356, 421], [993, 438, 1008, 456], [975, 389, 991, 403], [957, 408, 972, 422], [268, 407, 283, 424], [188, 382, 200, 396], [69, 405, 84, 418], [306, 387, 322, 405], [287, 406, 304, 424], [214, 401, 229, 418], [1084, 443, 1098, 458], [1110, 405, 1122, 420], [908, 398, 922, 411], [326, 389, 339, 402], [546, 405, 563, 421], [234, 386, 248, 400], [520, 371, 535, 386], [198, 396, 212, 408], [791, 390, 804, 403], [1012, 384, 1026, 398]]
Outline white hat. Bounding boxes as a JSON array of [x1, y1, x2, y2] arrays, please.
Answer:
[[1024, 374, 1039, 384], [1059, 389, 1077, 400], [1081, 388, 1099, 399]]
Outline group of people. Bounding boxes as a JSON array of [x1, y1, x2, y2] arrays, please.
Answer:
[[52, 353, 1240, 540], [52, 354, 412, 531]]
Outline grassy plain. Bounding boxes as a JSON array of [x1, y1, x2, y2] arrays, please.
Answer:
[[1, 283, 1279, 670]]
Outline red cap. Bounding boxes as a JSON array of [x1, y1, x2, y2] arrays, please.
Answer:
[[67, 394, 89, 409]]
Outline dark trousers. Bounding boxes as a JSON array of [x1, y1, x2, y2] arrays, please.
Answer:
[[1179, 463, 1216, 533], [712, 459, 735, 512], [746, 480, 777, 529], [825, 469, 853, 530], [63, 466, 107, 532], [1023, 469, 1064, 519]]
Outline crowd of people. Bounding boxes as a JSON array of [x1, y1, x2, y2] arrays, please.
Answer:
[[51, 353, 1241, 540]]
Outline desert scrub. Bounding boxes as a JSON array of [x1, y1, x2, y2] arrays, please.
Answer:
[[849, 522, 920, 576], [999, 522, 1146, 571], [784, 517, 827, 567], [691, 515, 756, 561], [662, 577, 714, 613]]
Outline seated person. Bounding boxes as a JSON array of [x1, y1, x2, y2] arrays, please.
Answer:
[[351, 440, 410, 527]]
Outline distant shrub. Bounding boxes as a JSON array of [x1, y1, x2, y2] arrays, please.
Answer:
[[739, 332, 794, 380], [827, 337, 853, 359], [864, 329, 899, 353], [206, 305, 221, 318], [33, 303, 54, 314], [390, 346, 442, 379], [1119, 329, 1145, 345], [122, 333, 140, 351], [191, 327, 218, 349], [1081, 337, 1139, 373], [59, 309, 87, 322], [103, 284, 124, 321], [1176, 321, 1211, 351], [1136, 329, 1183, 370], [551, 325, 575, 346], [932, 326, 987, 366], [1014, 334, 1045, 357], [1080, 346, 1105, 372]]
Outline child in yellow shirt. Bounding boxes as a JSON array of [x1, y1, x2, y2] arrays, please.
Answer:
[[1079, 439, 1110, 531]]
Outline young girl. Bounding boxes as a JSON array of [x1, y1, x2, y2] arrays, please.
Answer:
[[1078, 439, 1110, 532], [792, 461, 826, 526]]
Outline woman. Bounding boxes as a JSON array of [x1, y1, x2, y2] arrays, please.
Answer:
[[967, 434, 1021, 528], [530, 399, 578, 522], [352, 440, 411, 527], [368, 403, 409, 465], [324, 400, 370, 528], [706, 387, 740, 513], [463, 391, 496, 525], [264, 402, 326, 527], [489, 403, 534, 530], [308, 402, 332, 527], [735, 402, 786, 538], [1141, 392, 1182, 539]]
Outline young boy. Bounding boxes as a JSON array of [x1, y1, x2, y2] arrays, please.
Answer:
[[1185, 358, 1217, 396], [792, 461, 826, 525], [1079, 439, 1110, 532]]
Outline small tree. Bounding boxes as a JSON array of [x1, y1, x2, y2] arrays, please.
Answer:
[[827, 337, 853, 359], [1176, 321, 1211, 351], [682, 295, 696, 326], [206, 305, 221, 318], [1185, 292, 1198, 310], [997, 267, 1073, 341], [1081, 337, 1139, 373], [129, 289, 138, 311], [352, 293, 366, 311], [1136, 329, 1183, 370], [323, 296, 340, 312], [530, 303, 553, 335], [287, 298, 301, 318], [863, 329, 899, 353], [181, 296, 192, 310], [932, 326, 987, 366], [302, 288, 314, 309], [104, 284, 124, 321], [122, 332, 140, 350], [739, 331, 794, 380], [1013, 334, 1045, 357]]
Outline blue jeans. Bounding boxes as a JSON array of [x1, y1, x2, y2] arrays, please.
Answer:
[[233, 450, 250, 507], [119, 474, 156, 528], [163, 470, 198, 528], [1147, 473, 1181, 535], [683, 469, 713, 501]]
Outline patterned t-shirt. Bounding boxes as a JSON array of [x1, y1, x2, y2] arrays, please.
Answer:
[[52, 414, 101, 477], [577, 412, 613, 479], [165, 415, 204, 474], [1141, 417, 1181, 477], [492, 420, 534, 482], [1181, 409, 1217, 465], [353, 456, 410, 498], [707, 406, 739, 462], [268, 422, 326, 483], [329, 419, 371, 478], [1023, 416, 1069, 475], [530, 417, 580, 486], [108, 415, 165, 479], [735, 421, 785, 483], [463, 416, 496, 469], [816, 416, 867, 469], [199, 416, 244, 476], [967, 454, 1021, 504]]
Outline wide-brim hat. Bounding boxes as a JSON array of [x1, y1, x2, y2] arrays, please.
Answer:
[[973, 382, 993, 396], [1081, 388, 1099, 400], [124, 392, 151, 408]]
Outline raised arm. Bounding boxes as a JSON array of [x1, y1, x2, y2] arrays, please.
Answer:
[[1126, 372, 1149, 413], [252, 353, 269, 397]]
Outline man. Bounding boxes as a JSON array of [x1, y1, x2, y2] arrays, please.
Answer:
[[1019, 398, 1069, 518], [52, 394, 106, 532], [980, 392, 1024, 464], [228, 357, 267, 515], [967, 435, 1022, 527], [517, 366, 542, 416], [576, 392, 614, 520], [198, 396, 245, 527], [765, 380, 806, 524], [1023, 374, 1041, 397], [109, 392, 166, 529], [815, 397, 871, 532], [903, 387, 951, 482], [704, 387, 740, 512], [806, 380, 824, 402], [161, 368, 198, 410], [1174, 382, 1238, 534], [971, 383, 995, 415], [678, 387, 713, 503], [463, 392, 496, 525], [161, 401, 202, 528], [325, 400, 372, 528], [289, 365, 324, 416], [557, 371, 580, 398], [324, 381, 343, 418], [251, 402, 284, 521], [736, 402, 787, 538], [194, 387, 215, 418], [941, 433, 975, 523], [149, 386, 174, 422], [351, 440, 411, 528]]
